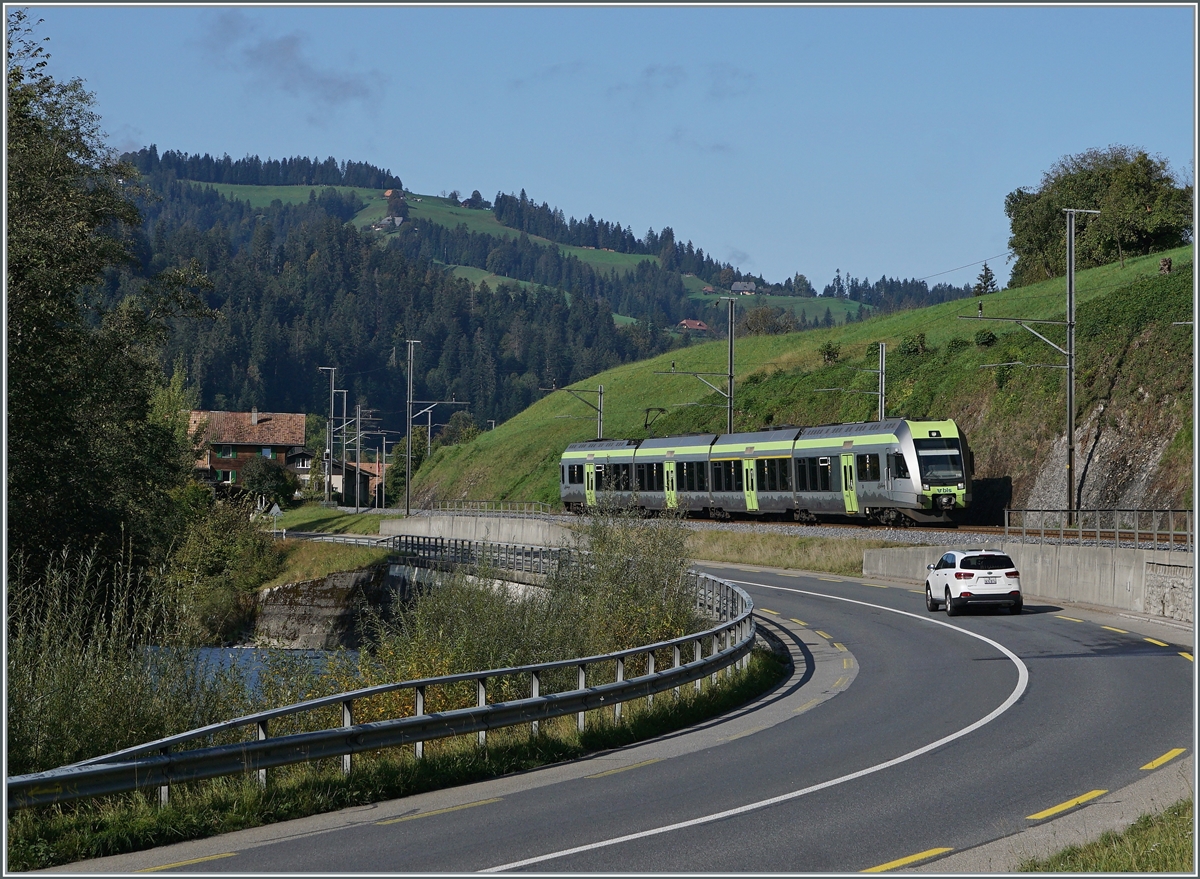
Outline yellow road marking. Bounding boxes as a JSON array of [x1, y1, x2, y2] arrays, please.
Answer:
[[586, 758, 661, 779], [862, 847, 953, 872], [909, 589, 925, 594], [1026, 789, 1107, 821], [1141, 748, 1186, 770], [834, 642, 847, 652], [793, 697, 822, 714], [843, 657, 854, 669], [1144, 637, 1170, 647], [138, 853, 237, 872], [1056, 615, 1084, 622], [723, 726, 767, 742], [377, 797, 502, 824], [759, 608, 780, 615], [818, 577, 842, 582], [790, 618, 807, 626], [1101, 625, 1128, 634], [814, 630, 832, 639], [1180, 652, 1193, 662], [862, 582, 888, 589], [834, 676, 848, 688]]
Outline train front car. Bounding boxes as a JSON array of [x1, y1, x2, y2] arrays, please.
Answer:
[[560, 438, 640, 512], [894, 419, 971, 523]]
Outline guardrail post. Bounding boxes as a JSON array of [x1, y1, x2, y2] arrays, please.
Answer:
[[414, 686, 425, 759], [342, 700, 354, 776], [711, 634, 720, 685], [647, 652, 656, 707], [477, 678, 488, 747], [159, 747, 170, 807], [577, 664, 587, 732], [614, 658, 624, 722], [673, 645, 681, 699], [530, 671, 540, 737], [694, 639, 702, 693], [723, 629, 731, 679], [257, 719, 269, 788]]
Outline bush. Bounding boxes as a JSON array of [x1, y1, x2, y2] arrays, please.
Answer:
[[167, 499, 284, 644], [975, 329, 998, 347], [944, 337, 970, 358], [818, 340, 841, 364], [899, 333, 927, 356]]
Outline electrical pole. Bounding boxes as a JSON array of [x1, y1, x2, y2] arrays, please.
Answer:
[[814, 341, 887, 419], [959, 207, 1096, 524], [405, 340, 421, 517], [726, 297, 735, 434], [543, 385, 603, 438], [318, 367, 336, 505]]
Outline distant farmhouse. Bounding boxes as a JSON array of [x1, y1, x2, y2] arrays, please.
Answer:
[[731, 281, 757, 295], [678, 319, 710, 334], [189, 409, 309, 488]]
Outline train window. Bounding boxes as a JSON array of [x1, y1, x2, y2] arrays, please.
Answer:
[[856, 454, 880, 482], [893, 453, 910, 479], [780, 458, 792, 491], [653, 462, 664, 492], [561, 465, 565, 484], [734, 462, 744, 492], [817, 457, 832, 492], [623, 464, 632, 490], [795, 458, 808, 491], [696, 461, 706, 491], [756, 459, 769, 492]]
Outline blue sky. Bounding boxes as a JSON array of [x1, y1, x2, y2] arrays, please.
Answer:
[[21, 3, 1197, 290]]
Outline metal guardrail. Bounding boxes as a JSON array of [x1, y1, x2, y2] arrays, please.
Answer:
[[429, 500, 553, 518], [7, 545, 753, 811], [1004, 508, 1194, 556]]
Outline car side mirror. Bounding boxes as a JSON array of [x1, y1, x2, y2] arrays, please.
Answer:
[[927, 564, 936, 571]]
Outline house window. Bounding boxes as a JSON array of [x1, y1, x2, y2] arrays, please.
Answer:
[[217, 445, 234, 459], [296, 458, 310, 471], [262, 447, 273, 458]]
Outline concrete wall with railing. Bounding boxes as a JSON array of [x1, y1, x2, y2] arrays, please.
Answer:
[[863, 543, 1194, 623], [379, 514, 578, 547]]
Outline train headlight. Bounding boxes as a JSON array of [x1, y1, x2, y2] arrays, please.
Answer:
[[957, 482, 964, 490], [922, 484, 929, 491]]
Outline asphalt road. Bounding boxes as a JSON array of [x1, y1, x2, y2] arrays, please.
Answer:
[[52, 565, 1194, 874]]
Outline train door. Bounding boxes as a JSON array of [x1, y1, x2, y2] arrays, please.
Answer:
[[664, 461, 678, 509], [584, 462, 596, 508], [743, 459, 759, 512], [840, 454, 859, 514]]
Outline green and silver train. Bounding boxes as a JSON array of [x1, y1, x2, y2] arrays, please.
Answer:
[[559, 419, 972, 525]]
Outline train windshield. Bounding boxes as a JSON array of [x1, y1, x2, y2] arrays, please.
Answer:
[[913, 438, 964, 482]]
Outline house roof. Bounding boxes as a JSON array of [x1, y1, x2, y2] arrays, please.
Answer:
[[190, 410, 306, 447], [678, 319, 710, 331]]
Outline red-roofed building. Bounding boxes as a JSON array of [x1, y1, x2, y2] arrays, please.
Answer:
[[678, 319, 710, 333], [189, 409, 309, 487]]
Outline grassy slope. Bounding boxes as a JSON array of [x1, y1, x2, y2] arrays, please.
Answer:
[[414, 245, 1194, 507], [681, 273, 872, 323]]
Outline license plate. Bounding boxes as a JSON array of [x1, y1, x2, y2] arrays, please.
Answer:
[[984, 577, 997, 585]]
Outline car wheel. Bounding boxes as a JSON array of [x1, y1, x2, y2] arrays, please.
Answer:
[[925, 584, 938, 612], [1010, 599, 1023, 615], [945, 587, 958, 616]]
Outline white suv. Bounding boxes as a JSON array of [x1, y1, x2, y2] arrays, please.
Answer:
[[925, 550, 1022, 615]]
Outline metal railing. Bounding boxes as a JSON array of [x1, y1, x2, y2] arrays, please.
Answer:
[[386, 534, 579, 577], [1004, 508, 1194, 556], [428, 500, 553, 518], [7, 548, 753, 811]]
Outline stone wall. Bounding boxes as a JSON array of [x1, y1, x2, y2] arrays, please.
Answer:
[[1144, 563, 1194, 622]]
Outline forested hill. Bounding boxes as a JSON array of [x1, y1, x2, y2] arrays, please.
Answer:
[[111, 147, 971, 434]]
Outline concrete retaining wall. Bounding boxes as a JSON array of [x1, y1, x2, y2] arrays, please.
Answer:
[[863, 543, 1194, 623], [380, 514, 579, 547]]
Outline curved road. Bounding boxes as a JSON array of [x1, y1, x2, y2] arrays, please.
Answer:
[[54, 564, 1193, 874]]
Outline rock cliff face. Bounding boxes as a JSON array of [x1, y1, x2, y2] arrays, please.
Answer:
[[254, 563, 407, 649]]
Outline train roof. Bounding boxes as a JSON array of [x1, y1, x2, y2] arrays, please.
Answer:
[[638, 434, 717, 449], [563, 438, 640, 452]]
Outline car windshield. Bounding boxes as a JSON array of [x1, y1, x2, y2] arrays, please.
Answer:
[[914, 438, 964, 482], [960, 555, 1014, 570]]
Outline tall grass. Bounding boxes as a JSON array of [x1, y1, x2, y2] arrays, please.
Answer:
[[5, 552, 250, 776], [1019, 798, 1194, 872]]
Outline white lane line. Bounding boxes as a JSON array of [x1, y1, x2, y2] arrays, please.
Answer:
[[484, 581, 1029, 873]]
